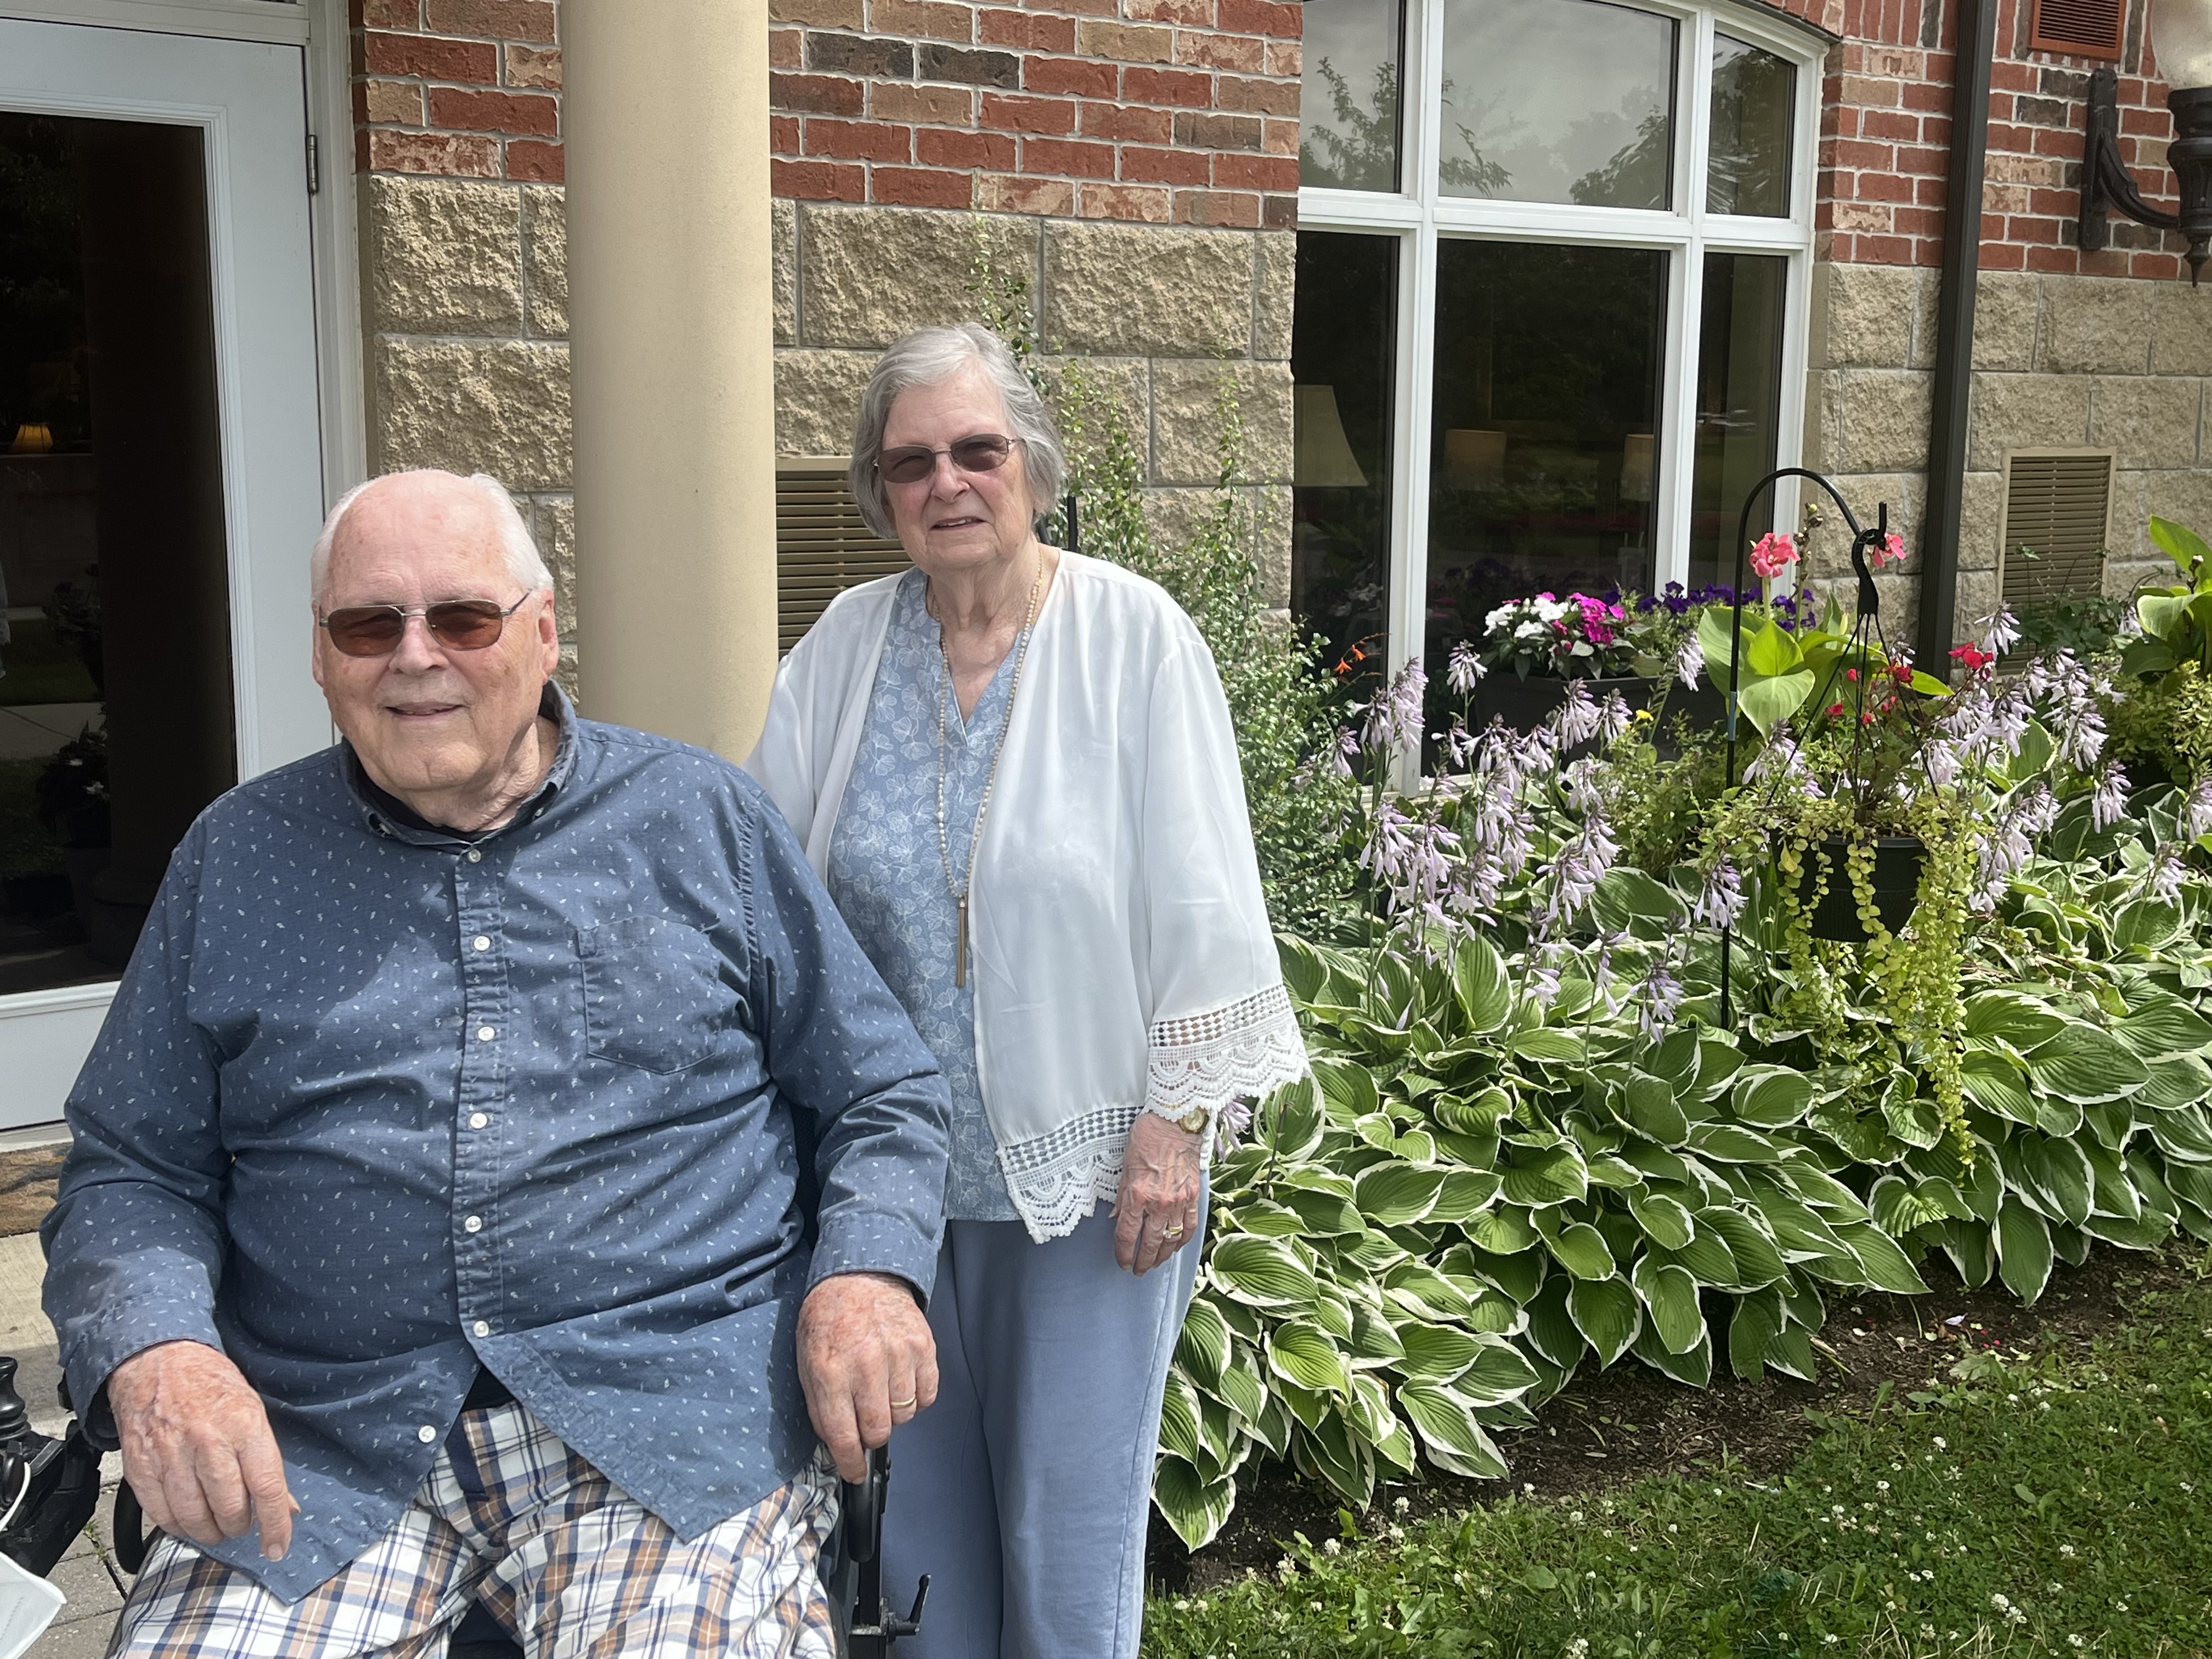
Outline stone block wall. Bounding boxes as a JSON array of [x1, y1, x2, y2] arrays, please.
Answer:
[[351, 0, 1297, 660], [774, 203, 1294, 600], [1802, 262, 2212, 643]]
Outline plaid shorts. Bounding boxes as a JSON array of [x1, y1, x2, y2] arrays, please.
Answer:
[[105, 1402, 839, 1659]]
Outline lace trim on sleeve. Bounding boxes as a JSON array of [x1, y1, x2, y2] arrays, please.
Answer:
[[1144, 983, 1309, 1131], [997, 1102, 1141, 1244]]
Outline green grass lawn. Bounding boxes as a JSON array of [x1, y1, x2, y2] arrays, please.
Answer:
[[1145, 1263, 2212, 1658], [0, 615, 99, 707]]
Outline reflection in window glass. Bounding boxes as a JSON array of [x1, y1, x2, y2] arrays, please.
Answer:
[[0, 115, 238, 998], [1425, 239, 1666, 673], [1291, 232, 1397, 691], [1436, 0, 1676, 208], [1301, 0, 1404, 191], [1687, 252, 1787, 591], [1707, 34, 1795, 217]]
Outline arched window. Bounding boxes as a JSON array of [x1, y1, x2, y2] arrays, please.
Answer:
[[1290, 0, 1825, 693]]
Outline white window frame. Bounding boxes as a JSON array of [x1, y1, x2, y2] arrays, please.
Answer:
[[1297, 0, 1828, 695]]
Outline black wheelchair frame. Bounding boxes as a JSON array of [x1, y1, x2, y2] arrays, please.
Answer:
[[0, 1356, 925, 1658]]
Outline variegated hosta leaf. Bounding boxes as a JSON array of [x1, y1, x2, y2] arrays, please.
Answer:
[[1397, 1383, 1509, 1479], [1630, 1256, 1703, 1355], [1153, 1455, 1235, 1550], [1209, 1234, 1318, 1309], [1267, 1322, 1349, 1397], [1567, 1275, 1641, 1366], [1175, 1295, 1233, 1389]]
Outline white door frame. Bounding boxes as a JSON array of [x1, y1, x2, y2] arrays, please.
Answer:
[[0, 2, 362, 1130], [1, 0, 368, 503]]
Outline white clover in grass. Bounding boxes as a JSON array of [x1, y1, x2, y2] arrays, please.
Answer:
[[2059, 1543, 2076, 1556]]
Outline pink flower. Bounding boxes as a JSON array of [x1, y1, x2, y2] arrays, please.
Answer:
[[1871, 531, 1906, 569], [1750, 532, 1799, 581]]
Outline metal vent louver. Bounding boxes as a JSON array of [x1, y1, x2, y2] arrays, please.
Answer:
[[1999, 450, 2114, 610], [2029, 0, 2123, 60], [776, 458, 909, 656]]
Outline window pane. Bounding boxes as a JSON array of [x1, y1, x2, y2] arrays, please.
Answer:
[[1426, 239, 1666, 676], [1687, 252, 1788, 591], [1437, 0, 1677, 208], [1292, 230, 1397, 688], [0, 115, 238, 997], [1707, 33, 1795, 217], [1301, 0, 1404, 191]]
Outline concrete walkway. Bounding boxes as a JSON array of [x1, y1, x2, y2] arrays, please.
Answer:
[[0, 1233, 129, 1656]]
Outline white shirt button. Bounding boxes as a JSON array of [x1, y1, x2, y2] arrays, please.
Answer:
[[464, 1215, 483, 1233], [472, 1320, 492, 1338], [472, 936, 490, 952], [469, 1112, 489, 1130], [477, 1026, 495, 1042], [417, 1424, 437, 1443], [465, 849, 482, 862]]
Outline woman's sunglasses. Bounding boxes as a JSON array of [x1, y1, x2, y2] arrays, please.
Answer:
[[318, 592, 532, 658], [876, 433, 1019, 486]]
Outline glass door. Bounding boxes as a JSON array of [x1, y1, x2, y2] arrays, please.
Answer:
[[0, 18, 328, 1129]]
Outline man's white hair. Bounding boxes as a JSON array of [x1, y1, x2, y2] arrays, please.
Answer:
[[310, 470, 554, 603]]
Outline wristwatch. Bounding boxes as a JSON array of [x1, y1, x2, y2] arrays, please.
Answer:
[[1171, 1104, 1210, 1136]]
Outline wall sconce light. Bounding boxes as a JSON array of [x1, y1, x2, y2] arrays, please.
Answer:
[[2080, 0, 2212, 281]]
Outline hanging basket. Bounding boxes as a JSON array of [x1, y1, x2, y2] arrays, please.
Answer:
[[1796, 835, 1925, 942]]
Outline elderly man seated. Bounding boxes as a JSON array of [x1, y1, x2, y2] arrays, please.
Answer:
[[41, 469, 952, 1658]]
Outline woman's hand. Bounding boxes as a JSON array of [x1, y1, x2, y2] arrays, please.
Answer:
[[1114, 1111, 1205, 1276]]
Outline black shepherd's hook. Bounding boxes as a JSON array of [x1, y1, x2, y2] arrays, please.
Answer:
[[1716, 467, 1899, 1028]]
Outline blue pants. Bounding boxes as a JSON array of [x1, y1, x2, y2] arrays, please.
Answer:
[[880, 1199, 1203, 1659]]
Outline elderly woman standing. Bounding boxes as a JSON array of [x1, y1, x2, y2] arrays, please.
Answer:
[[747, 323, 1305, 1658]]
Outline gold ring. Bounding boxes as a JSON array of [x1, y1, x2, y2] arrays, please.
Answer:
[[1162, 1223, 1184, 1240], [890, 1395, 917, 1411]]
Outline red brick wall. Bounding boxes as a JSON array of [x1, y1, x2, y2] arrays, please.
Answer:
[[350, 0, 1301, 226], [1757, 0, 2187, 276], [766, 0, 1302, 227], [352, 0, 565, 183]]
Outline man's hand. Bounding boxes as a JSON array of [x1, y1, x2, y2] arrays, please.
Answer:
[[796, 1272, 937, 1482], [1114, 1110, 1204, 1277], [108, 1340, 297, 1560]]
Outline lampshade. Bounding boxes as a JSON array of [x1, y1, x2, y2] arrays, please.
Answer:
[[2153, 0, 2212, 91], [1294, 385, 1367, 488], [1442, 428, 1506, 490], [1620, 432, 1655, 503]]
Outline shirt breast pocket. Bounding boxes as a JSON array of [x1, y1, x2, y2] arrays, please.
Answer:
[[577, 915, 736, 1074]]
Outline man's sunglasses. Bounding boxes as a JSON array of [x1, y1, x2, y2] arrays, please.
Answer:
[[318, 592, 533, 658], [876, 433, 1019, 486]]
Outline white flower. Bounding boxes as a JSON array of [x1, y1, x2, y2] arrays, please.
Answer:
[[1932, 1437, 1946, 1450], [1322, 1537, 1341, 1556], [2059, 1543, 2076, 1557], [1516, 619, 1548, 640]]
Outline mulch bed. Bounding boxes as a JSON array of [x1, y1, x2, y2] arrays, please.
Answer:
[[0, 1144, 63, 1238], [1147, 1244, 2199, 1595]]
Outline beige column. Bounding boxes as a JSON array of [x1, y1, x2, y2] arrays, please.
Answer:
[[566, 0, 778, 761]]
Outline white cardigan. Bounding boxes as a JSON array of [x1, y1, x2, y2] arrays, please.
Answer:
[[746, 551, 1308, 1241]]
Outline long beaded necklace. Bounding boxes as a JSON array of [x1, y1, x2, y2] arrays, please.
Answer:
[[935, 551, 1047, 988]]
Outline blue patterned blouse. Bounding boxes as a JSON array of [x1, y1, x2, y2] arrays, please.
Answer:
[[828, 569, 1024, 1222]]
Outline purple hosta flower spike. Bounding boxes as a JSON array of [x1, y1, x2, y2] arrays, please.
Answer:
[[1562, 757, 1606, 815], [1363, 658, 1430, 759], [1674, 631, 1705, 691], [1984, 605, 2021, 656], [1691, 859, 1745, 929], [1447, 640, 1486, 696], [2091, 760, 2129, 831], [2182, 779, 2212, 845], [2147, 846, 2188, 905], [1595, 693, 1632, 747], [1637, 960, 1685, 1037], [1331, 725, 1360, 778], [1217, 1099, 1254, 1145], [1553, 680, 1603, 749]]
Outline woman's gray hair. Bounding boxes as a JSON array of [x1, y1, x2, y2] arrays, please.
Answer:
[[849, 323, 1066, 540], [311, 470, 554, 602]]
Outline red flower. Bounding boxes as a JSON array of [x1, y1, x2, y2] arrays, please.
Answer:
[[1825, 702, 1845, 718], [1846, 667, 1860, 683], [1889, 661, 1914, 685], [1950, 642, 1994, 674]]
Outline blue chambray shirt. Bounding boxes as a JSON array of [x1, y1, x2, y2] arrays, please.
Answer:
[[40, 687, 953, 1602]]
